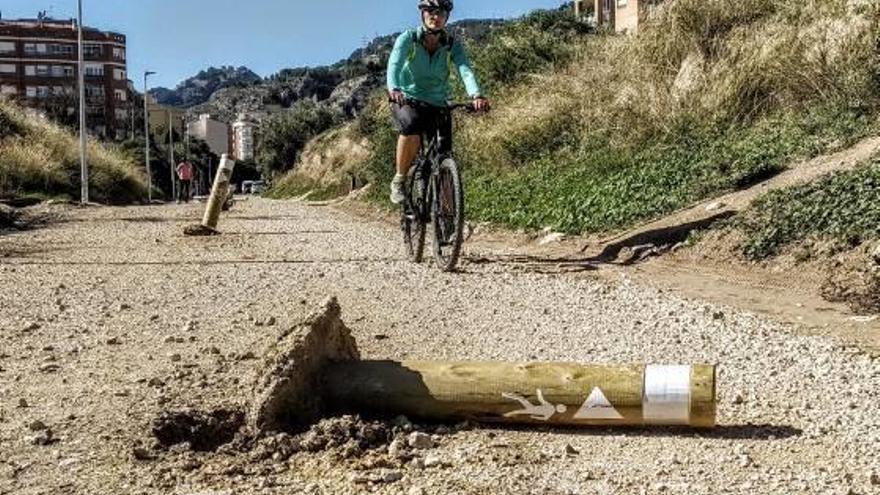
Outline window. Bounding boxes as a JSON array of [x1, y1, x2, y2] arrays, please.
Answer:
[[0, 41, 15, 54], [618, 0, 628, 6], [48, 44, 75, 56], [1, 85, 16, 95], [85, 85, 104, 98], [0, 64, 16, 74], [112, 47, 125, 60], [84, 63, 104, 77], [23, 43, 37, 54], [84, 43, 101, 58], [25, 66, 35, 76], [115, 89, 127, 102], [51, 65, 74, 78], [31, 86, 50, 98], [26, 86, 37, 97], [114, 68, 126, 81], [35, 65, 51, 77]]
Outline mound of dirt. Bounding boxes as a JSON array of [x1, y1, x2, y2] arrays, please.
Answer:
[[821, 249, 880, 313]]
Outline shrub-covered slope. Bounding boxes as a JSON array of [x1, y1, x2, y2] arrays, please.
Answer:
[[0, 99, 148, 203]]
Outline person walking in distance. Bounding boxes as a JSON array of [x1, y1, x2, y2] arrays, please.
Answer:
[[176, 160, 194, 203]]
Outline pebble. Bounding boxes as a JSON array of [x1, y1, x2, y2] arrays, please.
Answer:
[[132, 447, 156, 461], [28, 420, 47, 431], [183, 320, 196, 332], [408, 432, 434, 450], [29, 429, 54, 446], [388, 438, 406, 458], [564, 444, 579, 455], [17, 398, 28, 408], [169, 354, 182, 363], [106, 337, 121, 345], [265, 316, 276, 326], [382, 471, 403, 483], [538, 232, 566, 245], [39, 363, 60, 373], [409, 488, 427, 495], [21, 322, 40, 333], [424, 454, 448, 468]]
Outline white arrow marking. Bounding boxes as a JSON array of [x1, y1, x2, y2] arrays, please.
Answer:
[[573, 387, 624, 420]]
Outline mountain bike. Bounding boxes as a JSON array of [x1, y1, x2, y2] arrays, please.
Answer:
[[400, 101, 476, 272]]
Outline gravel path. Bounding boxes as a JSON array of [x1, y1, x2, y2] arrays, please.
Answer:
[[0, 198, 878, 495]]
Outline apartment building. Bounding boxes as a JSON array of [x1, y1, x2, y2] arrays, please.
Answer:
[[0, 16, 128, 139], [187, 114, 229, 157], [231, 115, 256, 161], [576, 0, 663, 33], [145, 94, 186, 136]]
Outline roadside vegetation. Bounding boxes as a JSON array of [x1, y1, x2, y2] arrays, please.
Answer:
[[0, 98, 148, 204], [346, 0, 880, 234], [737, 156, 880, 261]]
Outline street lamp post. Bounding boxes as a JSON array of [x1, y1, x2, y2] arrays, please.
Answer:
[[76, 0, 88, 204], [168, 109, 176, 202], [144, 70, 156, 202]]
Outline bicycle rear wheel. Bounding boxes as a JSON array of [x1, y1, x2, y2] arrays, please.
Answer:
[[402, 167, 426, 263], [431, 158, 464, 272]]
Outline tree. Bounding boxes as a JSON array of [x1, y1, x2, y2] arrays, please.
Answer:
[[256, 100, 339, 177]]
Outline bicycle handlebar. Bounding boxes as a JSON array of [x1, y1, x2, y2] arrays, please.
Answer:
[[388, 97, 487, 113]]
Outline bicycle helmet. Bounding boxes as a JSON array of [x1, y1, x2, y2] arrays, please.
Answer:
[[418, 0, 453, 12]]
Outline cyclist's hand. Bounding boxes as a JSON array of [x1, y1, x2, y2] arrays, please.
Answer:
[[473, 97, 490, 112], [389, 89, 406, 106]]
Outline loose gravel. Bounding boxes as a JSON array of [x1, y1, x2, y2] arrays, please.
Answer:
[[0, 198, 877, 494]]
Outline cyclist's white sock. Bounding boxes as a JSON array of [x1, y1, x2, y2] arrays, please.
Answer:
[[393, 173, 404, 181]]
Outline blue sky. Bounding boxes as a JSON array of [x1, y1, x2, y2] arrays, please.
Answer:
[[2, 0, 565, 90]]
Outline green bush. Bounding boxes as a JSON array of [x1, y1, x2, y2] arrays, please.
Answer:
[[737, 157, 880, 260], [257, 100, 339, 177]]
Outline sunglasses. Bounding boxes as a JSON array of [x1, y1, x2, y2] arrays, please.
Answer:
[[422, 7, 448, 16]]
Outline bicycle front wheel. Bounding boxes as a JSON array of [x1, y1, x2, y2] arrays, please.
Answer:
[[431, 158, 465, 272]]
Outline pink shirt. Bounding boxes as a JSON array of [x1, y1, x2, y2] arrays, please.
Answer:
[[176, 162, 194, 181]]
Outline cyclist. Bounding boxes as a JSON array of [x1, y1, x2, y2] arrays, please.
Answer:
[[386, 0, 490, 204]]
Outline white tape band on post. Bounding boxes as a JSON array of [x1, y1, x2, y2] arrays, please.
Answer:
[[643, 365, 691, 425], [220, 154, 235, 171]]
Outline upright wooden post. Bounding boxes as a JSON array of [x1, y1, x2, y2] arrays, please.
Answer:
[[184, 153, 235, 236], [203, 154, 235, 229]]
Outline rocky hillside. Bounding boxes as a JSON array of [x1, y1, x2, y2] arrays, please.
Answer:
[[151, 66, 262, 108], [151, 19, 506, 123]]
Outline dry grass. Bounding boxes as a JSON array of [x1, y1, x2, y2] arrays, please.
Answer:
[[460, 0, 880, 169], [0, 99, 148, 203]]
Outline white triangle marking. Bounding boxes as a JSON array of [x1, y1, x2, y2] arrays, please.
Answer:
[[573, 387, 624, 420]]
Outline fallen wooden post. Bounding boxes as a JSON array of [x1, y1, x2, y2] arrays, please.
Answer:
[[184, 154, 236, 236], [249, 298, 716, 433]]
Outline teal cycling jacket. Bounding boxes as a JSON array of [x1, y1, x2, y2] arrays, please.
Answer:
[[386, 26, 483, 107]]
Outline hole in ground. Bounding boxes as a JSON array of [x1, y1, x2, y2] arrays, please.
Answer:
[[151, 408, 245, 452]]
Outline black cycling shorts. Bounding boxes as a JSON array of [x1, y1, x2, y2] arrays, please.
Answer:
[[391, 101, 453, 153]]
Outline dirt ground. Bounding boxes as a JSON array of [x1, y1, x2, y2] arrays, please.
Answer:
[[1, 198, 878, 495]]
